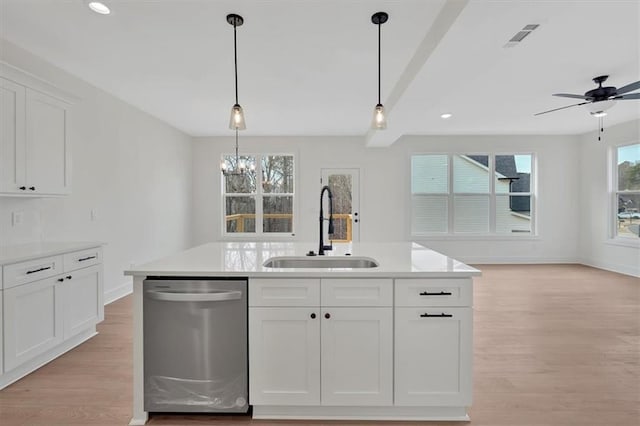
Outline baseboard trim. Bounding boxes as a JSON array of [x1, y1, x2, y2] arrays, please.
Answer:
[[579, 258, 640, 278], [252, 405, 469, 421], [105, 280, 133, 305]]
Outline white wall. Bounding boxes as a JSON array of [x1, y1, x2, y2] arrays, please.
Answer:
[[0, 40, 193, 302], [192, 133, 580, 264], [578, 119, 640, 276]]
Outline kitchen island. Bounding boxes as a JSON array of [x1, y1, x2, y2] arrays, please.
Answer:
[[125, 242, 480, 425]]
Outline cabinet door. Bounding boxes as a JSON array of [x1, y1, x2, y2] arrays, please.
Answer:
[[0, 78, 26, 193], [395, 307, 472, 406], [249, 307, 320, 405], [321, 307, 393, 406], [3, 276, 63, 371], [62, 265, 103, 338], [25, 88, 70, 195]]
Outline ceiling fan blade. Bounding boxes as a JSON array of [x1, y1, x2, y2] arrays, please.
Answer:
[[613, 93, 640, 100], [534, 101, 590, 116], [615, 81, 640, 95], [552, 93, 590, 100]]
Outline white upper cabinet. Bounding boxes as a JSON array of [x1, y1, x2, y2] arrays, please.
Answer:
[[0, 71, 72, 196], [0, 78, 26, 193], [24, 88, 71, 195]]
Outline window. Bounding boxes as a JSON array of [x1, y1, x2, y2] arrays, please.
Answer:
[[411, 153, 534, 236], [222, 154, 294, 237], [614, 143, 640, 239]]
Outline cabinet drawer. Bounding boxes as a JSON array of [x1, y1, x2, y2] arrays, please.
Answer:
[[63, 247, 102, 271], [249, 278, 320, 307], [395, 278, 472, 307], [3, 255, 64, 290], [321, 278, 392, 307]]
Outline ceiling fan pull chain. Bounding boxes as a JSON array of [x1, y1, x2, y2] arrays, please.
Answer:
[[598, 116, 604, 141]]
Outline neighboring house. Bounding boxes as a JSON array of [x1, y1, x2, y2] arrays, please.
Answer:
[[464, 155, 531, 233]]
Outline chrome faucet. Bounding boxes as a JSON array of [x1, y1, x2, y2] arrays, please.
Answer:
[[318, 185, 335, 255]]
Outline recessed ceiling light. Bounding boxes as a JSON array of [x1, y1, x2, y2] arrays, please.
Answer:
[[440, 113, 453, 119], [88, 1, 111, 15]]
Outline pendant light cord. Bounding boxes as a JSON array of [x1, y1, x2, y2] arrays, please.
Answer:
[[234, 21, 239, 105], [377, 21, 381, 105]]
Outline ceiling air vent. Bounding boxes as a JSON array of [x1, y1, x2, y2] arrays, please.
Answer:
[[504, 24, 540, 48]]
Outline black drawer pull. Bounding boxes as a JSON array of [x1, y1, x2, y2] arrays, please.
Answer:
[[420, 313, 453, 318], [419, 291, 452, 296], [26, 266, 51, 275], [19, 186, 26, 190], [57, 278, 64, 282], [66, 275, 72, 280], [29, 186, 36, 191], [78, 255, 97, 262]]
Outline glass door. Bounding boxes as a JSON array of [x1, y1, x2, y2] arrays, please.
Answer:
[[321, 168, 360, 242]]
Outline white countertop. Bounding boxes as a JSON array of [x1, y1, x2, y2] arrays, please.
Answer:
[[125, 242, 480, 278], [0, 242, 104, 265]]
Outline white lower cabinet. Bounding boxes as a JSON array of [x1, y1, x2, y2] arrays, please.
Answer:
[[249, 278, 393, 408], [394, 307, 472, 406], [249, 307, 320, 405], [62, 265, 104, 339], [0, 245, 104, 388], [321, 307, 392, 406], [3, 276, 64, 371]]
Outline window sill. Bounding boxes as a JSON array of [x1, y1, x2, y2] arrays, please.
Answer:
[[605, 238, 640, 248], [412, 234, 540, 241]]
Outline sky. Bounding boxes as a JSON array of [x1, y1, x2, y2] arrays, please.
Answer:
[[618, 144, 639, 165]]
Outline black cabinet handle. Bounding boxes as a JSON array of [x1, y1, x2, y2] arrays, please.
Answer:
[[66, 275, 72, 280], [78, 255, 97, 262], [419, 291, 452, 296], [19, 186, 26, 190], [324, 313, 331, 319], [26, 266, 51, 275], [57, 278, 64, 282], [420, 313, 453, 318], [29, 186, 35, 191], [310, 313, 316, 319]]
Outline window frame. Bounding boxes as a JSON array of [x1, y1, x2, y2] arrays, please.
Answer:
[[221, 152, 296, 240], [410, 152, 536, 238], [610, 142, 640, 243]]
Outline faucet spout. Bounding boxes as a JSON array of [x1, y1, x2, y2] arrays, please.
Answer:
[[319, 185, 334, 256]]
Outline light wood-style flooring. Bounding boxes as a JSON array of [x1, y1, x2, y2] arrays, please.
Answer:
[[1, 264, 638, 426]]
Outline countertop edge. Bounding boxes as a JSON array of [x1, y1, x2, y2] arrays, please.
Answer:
[[124, 270, 481, 278]]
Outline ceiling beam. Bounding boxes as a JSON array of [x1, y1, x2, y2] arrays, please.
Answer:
[[366, 0, 469, 147]]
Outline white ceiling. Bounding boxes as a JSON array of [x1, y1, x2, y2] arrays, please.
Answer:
[[1, 0, 639, 141]]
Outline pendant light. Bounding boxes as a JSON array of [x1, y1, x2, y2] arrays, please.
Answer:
[[221, 13, 252, 176], [228, 13, 246, 130], [371, 11, 388, 130]]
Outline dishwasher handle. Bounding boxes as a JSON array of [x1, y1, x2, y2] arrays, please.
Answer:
[[145, 289, 242, 302]]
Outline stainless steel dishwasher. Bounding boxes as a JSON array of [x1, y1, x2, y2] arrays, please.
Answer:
[[143, 277, 248, 413]]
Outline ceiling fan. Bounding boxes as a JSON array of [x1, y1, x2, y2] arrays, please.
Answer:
[[535, 75, 640, 117]]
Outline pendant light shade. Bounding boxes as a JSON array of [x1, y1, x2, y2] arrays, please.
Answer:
[[229, 103, 246, 130], [371, 12, 388, 130], [372, 103, 387, 129], [227, 13, 246, 130]]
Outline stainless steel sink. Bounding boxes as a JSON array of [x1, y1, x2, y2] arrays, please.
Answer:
[[263, 256, 379, 269]]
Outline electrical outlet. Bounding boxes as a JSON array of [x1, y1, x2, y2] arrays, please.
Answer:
[[12, 211, 24, 227], [90, 209, 97, 221]]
